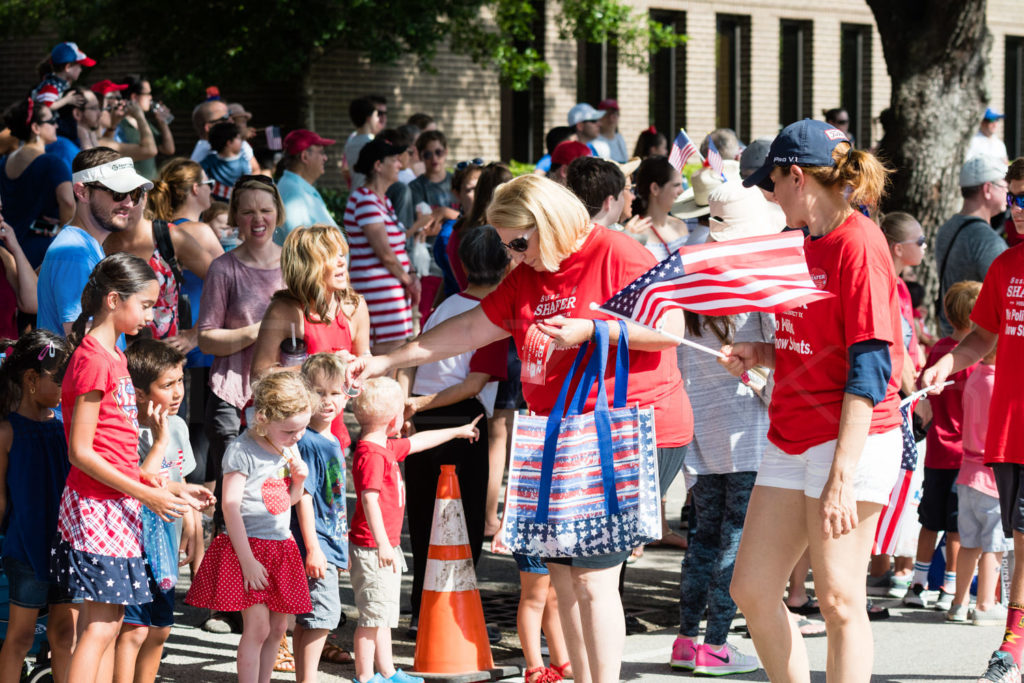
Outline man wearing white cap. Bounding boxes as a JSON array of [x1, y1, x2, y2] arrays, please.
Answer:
[[36, 148, 153, 336], [567, 103, 611, 158]]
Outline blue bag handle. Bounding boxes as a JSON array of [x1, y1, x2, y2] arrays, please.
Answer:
[[535, 319, 629, 523]]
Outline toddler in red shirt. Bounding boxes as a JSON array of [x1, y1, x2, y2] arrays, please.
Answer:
[[349, 377, 481, 683]]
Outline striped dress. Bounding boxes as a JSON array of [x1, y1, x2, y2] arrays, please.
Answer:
[[343, 187, 413, 344]]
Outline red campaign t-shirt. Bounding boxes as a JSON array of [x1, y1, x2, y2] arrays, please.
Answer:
[[349, 438, 411, 547], [769, 212, 904, 454], [62, 335, 142, 499], [921, 336, 976, 469], [969, 245, 1024, 465], [480, 225, 692, 447]]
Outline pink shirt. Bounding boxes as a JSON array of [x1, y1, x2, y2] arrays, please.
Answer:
[[197, 251, 284, 409], [957, 363, 997, 498]]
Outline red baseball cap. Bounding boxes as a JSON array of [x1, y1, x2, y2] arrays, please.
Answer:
[[597, 99, 619, 111], [90, 80, 129, 96], [284, 129, 336, 155], [551, 140, 592, 167]]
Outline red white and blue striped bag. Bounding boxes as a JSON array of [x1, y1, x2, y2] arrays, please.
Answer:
[[503, 320, 661, 557]]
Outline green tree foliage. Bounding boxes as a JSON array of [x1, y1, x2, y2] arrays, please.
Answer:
[[0, 0, 684, 95]]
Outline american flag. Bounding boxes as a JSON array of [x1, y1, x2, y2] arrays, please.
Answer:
[[668, 129, 700, 171], [706, 135, 725, 179], [873, 403, 921, 556], [596, 232, 833, 325]]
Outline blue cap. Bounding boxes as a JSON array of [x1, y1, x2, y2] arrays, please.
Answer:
[[983, 107, 1004, 121], [742, 119, 850, 192], [50, 41, 95, 67]]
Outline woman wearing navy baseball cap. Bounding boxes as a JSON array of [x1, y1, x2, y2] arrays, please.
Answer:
[[721, 119, 903, 682]]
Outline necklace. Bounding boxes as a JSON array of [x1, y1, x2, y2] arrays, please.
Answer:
[[262, 434, 286, 459]]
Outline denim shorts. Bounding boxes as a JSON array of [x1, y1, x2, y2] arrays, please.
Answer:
[[296, 564, 343, 630], [3, 556, 80, 609], [513, 552, 548, 575], [123, 574, 175, 628]]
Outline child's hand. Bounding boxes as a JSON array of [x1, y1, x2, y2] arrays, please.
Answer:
[[145, 401, 168, 440], [287, 453, 308, 480], [455, 414, 483, 443], [490, 523, 510, 555], [240, 556, 270, 592], [181, 483, 216, 509], [138, 486, 189, 523], [139, 469, 168, 489], [377, 544, 398, 573], [305, 546, 327, 580], [179, 518, 196, 567]]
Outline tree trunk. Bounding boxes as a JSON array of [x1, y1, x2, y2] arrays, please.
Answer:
[[867, 0, 990, 314]]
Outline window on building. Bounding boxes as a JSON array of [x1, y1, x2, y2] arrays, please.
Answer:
[[500, 0, 546, 162], [650, 11, 686, 139], [578, 39, 618, 105], [716, 14, 751, 141], [840, 23, 872, 148], [1005, 37, 1024, 160], [780, 20, 813, 128]]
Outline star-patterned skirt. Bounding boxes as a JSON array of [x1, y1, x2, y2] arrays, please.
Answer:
[[50, 488, 153, 606]]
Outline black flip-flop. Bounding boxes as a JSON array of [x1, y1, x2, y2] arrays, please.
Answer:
[[867, 600, 890, 621], [786, 597, 820, 615]]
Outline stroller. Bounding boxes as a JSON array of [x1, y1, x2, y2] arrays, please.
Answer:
[[0, 554, 53, 683]]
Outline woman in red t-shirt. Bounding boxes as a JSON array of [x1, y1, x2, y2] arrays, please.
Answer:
[[723, 119, 904, 681], [251, 224, 370, 448], [348, 174, 692, 683]]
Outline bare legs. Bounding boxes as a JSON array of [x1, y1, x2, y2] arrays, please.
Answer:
[[548, 563, 624, 683]]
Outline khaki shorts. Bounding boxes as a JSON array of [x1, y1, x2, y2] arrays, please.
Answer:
[[349, 545, 406, 628]]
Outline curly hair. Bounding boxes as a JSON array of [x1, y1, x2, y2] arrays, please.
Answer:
[[276, 225, 362, 323]]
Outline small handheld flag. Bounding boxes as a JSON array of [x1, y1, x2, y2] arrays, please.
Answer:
[[705, 135, 725, 179], [668, 129, 701, 171]]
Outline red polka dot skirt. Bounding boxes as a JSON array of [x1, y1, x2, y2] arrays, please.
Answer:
[[185, 534, 312, 614]]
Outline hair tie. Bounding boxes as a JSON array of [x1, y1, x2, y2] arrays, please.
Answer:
[[37, 342, 55, 361], [647, 125, 657, 134], [25, 97, 34, 126]]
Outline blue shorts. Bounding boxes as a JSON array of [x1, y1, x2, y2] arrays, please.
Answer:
[[123, 575, 175, 628], [296, 564, 343, 630], [514, 553, 547, 575], [2, 556, 79, 609]]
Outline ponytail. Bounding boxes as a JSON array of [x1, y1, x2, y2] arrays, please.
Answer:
[[68, 252, 158, 349], [801, 142, 891, 208], [878, 211, 921, 245], [0, 330, 72, 418], [150, 157, 205, 221], [147, 179, 174, 221]]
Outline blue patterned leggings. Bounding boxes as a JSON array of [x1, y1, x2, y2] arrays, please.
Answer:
[[678, 471, 757, 645]]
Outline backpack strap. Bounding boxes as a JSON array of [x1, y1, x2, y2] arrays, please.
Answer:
[[152, 218, 184, 287]]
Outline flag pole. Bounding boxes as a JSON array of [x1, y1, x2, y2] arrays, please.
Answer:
[[588, 302, 726, 359]]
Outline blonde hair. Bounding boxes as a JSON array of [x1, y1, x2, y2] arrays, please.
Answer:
[[351, 376, 404, 426], [301, 352, 348, 387], [228, 178, 286, 228], [944, 280, 983, 331], [251, 371, 316, 427], [784, 142, 891, 208], [486, 174, 591, 272], [879, 211, 921, 245], [278, 225, 361, 322]]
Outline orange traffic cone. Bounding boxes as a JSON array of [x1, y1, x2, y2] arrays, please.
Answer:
[[413, 465, 495, 675]]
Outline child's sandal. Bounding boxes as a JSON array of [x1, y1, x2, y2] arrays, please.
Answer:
[[551, 662, 573, 679], [273, 635, 296, 673], [525, 666, 563, 683]]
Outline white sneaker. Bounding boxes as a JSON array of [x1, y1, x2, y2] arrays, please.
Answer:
[[902, 583, 929, 608], [973, 603, 1009, 626], [693, 642, 760, 676]]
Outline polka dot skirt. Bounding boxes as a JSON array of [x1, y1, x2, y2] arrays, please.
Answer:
[[185, 534, 312, 614]]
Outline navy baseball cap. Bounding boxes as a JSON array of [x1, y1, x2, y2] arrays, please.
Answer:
[[742, 119, 850, 192]]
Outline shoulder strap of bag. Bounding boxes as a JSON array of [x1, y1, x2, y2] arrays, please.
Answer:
[[938, 217, 988, 285], [152, 218, 185, 287]]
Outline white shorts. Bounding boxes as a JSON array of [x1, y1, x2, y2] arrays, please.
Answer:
[[756, 428, 902, 504]]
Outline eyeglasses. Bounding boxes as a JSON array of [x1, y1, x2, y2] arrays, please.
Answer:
[[456, 158, 485, 170], [834, 118, 850, 125], [86, 183, 146, 204], [501, 227, 535, 253], [900, 236, 927, 247], [421, 148, 446, 161], [1007, 192, 1024, 210], [234, 174, 276, 189], [199, 179, 215, 187]]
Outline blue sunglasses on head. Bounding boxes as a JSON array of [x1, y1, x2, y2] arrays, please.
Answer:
[[1008, 192, 1024, 210]]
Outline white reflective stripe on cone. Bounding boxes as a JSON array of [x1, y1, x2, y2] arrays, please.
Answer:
[[424, 558, 477, 593], [430, 497, 470, 546]]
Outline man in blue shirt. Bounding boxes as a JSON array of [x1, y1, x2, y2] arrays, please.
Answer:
[[36, 148, 153, 336], [274, 129, 338, 245]]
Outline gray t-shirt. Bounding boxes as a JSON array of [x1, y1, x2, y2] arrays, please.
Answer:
[[345, 133, 374, 189], [933, 213, 1007, 335], [222, 430, 298, 540], [138, 416, 197, 553]]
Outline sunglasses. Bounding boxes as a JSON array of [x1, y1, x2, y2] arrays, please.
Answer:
[[834, 118, 850, 125], [502, 227, 535, 253], [207, 114, 231, 125], [421, 148, 446, 161], [1007, 192, 1024, 210], [900, 235, 927, 247], [38, 117, 57, 126], [86, 183, 146, 204], [234, 174, 276, 189], [456, 158, 485, 170]]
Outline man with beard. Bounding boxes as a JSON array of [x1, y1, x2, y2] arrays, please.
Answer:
[[36, 147, 153, 336]]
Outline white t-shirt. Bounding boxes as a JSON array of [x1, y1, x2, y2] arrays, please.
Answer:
[[966, 131, 1008, 162], [191, 139, 255, 164], [599, 132, 629, 163], [412, 294, 499, 416]]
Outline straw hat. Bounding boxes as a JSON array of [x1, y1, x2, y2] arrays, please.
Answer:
[[707, 181, 787, 241], [672, 160, 741, 218]]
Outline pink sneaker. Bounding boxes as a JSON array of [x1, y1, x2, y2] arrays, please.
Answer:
[[693, 642, 760, 676], [670, 635, 698, 670]]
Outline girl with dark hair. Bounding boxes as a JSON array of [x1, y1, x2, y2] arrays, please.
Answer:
[[0, 330, 75, 683], [433, 160, 486, 299], [55, 253, 195, 683], [0, 97, 75, 267], [405, 225, 511, 631], [441, 162, 514, 293], [631, 156, 689, 260], [633, 128, 668, 159]]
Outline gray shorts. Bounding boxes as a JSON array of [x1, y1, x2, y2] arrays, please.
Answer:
[[958, 484, 1010, 553], [296, 563, 343, 630], [350, 545, 406, 628]]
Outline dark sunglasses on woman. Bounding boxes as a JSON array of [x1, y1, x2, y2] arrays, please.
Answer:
[[456, 158, 485, 170], [502, 227, 535, 253]]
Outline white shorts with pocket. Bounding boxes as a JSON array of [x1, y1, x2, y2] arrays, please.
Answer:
[[349, 544, 406, 628], [755, 428, 901, 504], [957, 484, 1011, 553]]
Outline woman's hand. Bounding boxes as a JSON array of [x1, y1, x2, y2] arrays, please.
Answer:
[[240, 555, 270, 592], [404, 274, 421, 309], [410, 212, 440, 238], [0, 220, 25, 256], [718, 342, 765, 377], [345, 354, 391, 391], [490, 523, 510, 555], [164, 327, 199, 354], [535, 315, 594, 350], [623, 215, 653, 234], [819, 475, 858, 539], [921, 354, 955, 394]]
